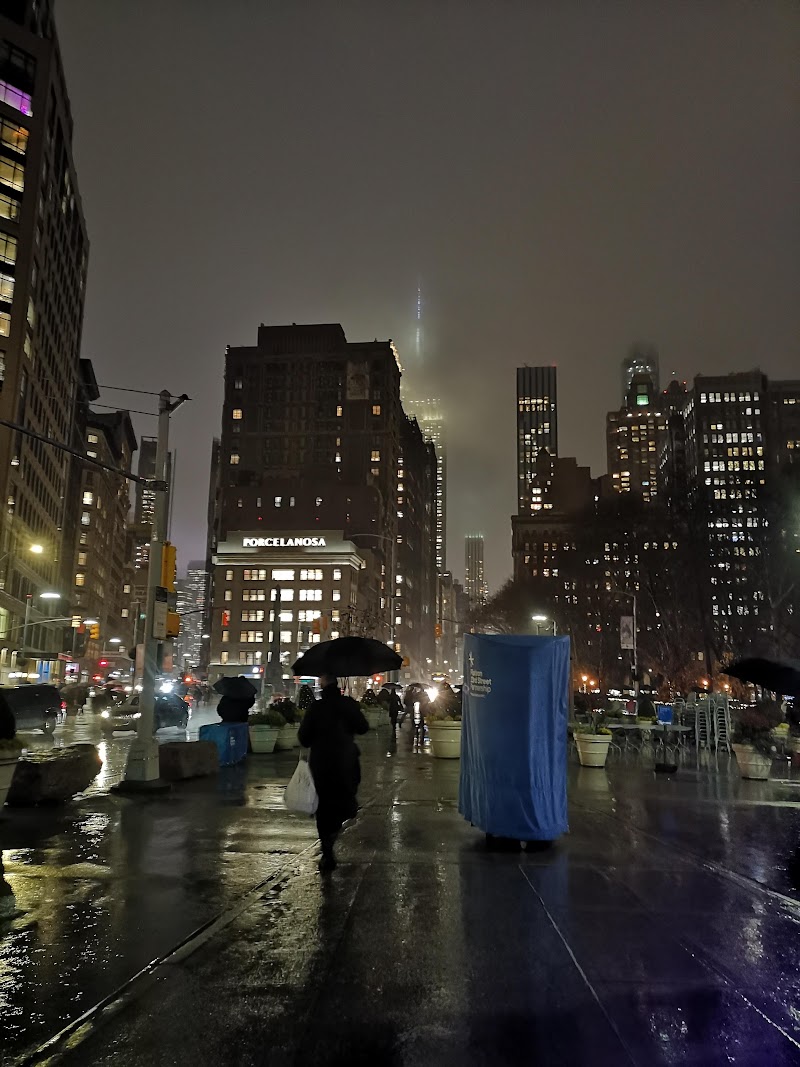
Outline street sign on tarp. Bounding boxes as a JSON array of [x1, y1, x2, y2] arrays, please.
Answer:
[[459, 633, 570, 841]]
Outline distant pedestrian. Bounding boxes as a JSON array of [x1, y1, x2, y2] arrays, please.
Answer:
[[298, 673, 369, 873], [379, 686, 402, 731]]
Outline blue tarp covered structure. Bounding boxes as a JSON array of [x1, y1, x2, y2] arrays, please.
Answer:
[[458, 633, 570, 841]]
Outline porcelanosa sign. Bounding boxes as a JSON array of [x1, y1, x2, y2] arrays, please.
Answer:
[[242, 536, 327, 548]]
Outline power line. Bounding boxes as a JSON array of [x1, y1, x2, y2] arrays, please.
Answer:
[[98, 385, 193, 401]]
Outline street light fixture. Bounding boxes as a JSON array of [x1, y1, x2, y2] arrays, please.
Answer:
[[29, 544, 44, 555], [40, 591, 60, 600], [109, 637, 122, 645]]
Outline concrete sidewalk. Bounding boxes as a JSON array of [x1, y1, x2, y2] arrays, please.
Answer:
[[5, 734, 800, 1065]]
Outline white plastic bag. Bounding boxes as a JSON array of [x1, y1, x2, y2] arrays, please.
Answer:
[[284, 757, 318, 815]]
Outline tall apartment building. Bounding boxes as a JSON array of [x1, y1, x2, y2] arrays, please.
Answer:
[[405, 396, 446, 571], [71, 408, 137, 673], [517, 366, 558, 513], [621, 344, 659, 401], [174, 560, 208, 672], [0, 0, 89, 681], [207, 323, 436, 682], [606, 374, 668, 502], [464, 534, 487, 609]]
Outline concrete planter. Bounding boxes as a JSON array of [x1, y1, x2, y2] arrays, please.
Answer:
[[733, 743, 772, 780], [574, 734, 611, 768], [275, 724, 299, 751], [428, 720, 462, 759], [0, 756, 19, 810], [249, 725, 279, 754]]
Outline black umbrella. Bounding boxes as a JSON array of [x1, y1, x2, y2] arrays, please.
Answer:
[[723, 657, 800, 697], [292, 636, 402, 678], [213, 675, 258, 699]]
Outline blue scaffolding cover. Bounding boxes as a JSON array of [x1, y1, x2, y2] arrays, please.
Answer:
[[458, 633, 570, 840]]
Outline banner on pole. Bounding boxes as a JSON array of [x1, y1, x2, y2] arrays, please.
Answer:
[[620, 615, 635, 650]]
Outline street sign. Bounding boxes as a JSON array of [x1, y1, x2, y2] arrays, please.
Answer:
[[620, 616, 635, 650], [153, 600, 167, 640]]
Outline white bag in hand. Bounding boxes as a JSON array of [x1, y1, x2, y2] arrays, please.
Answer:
[[284, 757, 318, 815]]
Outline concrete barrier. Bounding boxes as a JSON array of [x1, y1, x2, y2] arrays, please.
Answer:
[[159, 741, 219, 781], [7, 743, 101, 805]]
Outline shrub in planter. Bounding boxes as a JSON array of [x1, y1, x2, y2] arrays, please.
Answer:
[[248, 708, 284, 754], [251, 709, 287, 728], [271, 698, 300, 724], [733, 700, 784, 756]]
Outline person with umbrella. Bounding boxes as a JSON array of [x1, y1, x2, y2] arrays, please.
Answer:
[[298, 673, 369, 873], [213, 676, 257, 724]]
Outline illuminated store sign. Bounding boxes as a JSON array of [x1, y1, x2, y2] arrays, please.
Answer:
[[242, 536, 327, 548]]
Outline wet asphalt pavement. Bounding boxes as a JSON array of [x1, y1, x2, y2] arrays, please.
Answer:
[[4, 718, 800, 1064]]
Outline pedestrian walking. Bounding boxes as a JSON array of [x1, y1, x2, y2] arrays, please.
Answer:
[[379, 686, 402, 731], [297, 673, 369, 873]]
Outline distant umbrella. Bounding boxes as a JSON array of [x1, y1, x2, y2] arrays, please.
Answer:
[[292, 636, 402, 678], [723, 657, 800, 697], [213, 675, 258, 699]]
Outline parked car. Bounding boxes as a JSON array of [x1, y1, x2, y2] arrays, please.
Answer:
[[0, 684, 64, 733], [99, 692, 190, 734]]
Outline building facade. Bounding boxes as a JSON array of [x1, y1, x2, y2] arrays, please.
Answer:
[[207, 323, 436, 680], [174, 559, 208, 674], [464, 534, 487, 609], [69, 408, 137, 676], [209, 531, 380, 686], [405, 396, 446, 571], [606, 374, 668, 502], [0, 1, 89, 682], [517, 366, 558, 513]]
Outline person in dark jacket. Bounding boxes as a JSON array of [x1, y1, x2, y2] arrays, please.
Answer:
[[298, 674, 369, 872], [0, 689, 15, 741], [379, 686, 402, 731]]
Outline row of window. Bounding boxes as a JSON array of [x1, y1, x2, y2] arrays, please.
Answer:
[[224, 630, 342, 645], [235, 588, 334, 602], [226, 567, 339, 582]]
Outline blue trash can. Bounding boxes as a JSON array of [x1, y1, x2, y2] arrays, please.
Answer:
[[199, 722, 249, 766]]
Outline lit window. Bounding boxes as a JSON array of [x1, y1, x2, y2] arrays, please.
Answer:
[[299, 589, 322, 602], [82, 491, 93, 505], [274, 496, 281, 507], [315, 497, 323, 507], [229, 453, 240, 465], [300, 569, 322, 581], [371, 449, 381, 461], [332, 590, 341, 602], [0, 79, 32, 117], [271, 569, 296, 580], [234, 377, 243, 390], [232, 408, 243, 420], [372, 405, 381, 415], [123, 583, 131, 594], [121, 608, 129, 619], [0, 311, 9, 336], [224, 589, 232, 601], [0, 232, 16, 265], [0, 118, 27, 156], [0, 191, 20, 222], [87, 433, 99, 445], [225, 568, 234, 580], [333, 568, 342, 580], [0, 272, 13, 302], [221, 631, 229, 642], [74, 572, 85, 587], [336, 405, 343, 417], [81, 511, 91, 526], [0, 156, 24, 192], [77, 551, 87, 566]]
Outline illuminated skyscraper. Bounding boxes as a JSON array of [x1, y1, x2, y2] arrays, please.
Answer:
[[621, 344, 659, 401], [465, 534, 487, 608], [517, 366, 558, 512], [405, 397, 446, 571]]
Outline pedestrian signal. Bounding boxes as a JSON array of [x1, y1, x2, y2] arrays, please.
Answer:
[[434, 624, 442, 638]]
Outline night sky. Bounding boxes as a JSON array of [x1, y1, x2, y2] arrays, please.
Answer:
[[57, 1, 800, 591]]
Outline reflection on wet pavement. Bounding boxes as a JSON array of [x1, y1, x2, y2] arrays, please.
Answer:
[[3, 723, 800, 1064]]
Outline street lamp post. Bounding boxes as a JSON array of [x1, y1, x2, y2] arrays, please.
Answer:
[[532, 614, 556, 636], [609, 588, 638, 701], [21, 591, 61, 667]]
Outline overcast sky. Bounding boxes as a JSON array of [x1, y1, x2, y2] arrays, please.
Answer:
[[57, 0, 800, 591]]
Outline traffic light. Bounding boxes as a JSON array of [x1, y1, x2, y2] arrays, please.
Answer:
[[166, 610, 180, 639], [161, 542, 177, 592], [89, 624, 100, 641], [434, 624, 443, 638]]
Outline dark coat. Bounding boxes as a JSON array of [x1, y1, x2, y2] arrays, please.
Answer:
[[0, 690, 15, 741], [298, 684, 369, 834]]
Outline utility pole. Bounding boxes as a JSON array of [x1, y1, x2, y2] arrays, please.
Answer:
[[118, 390, 187, 791]]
